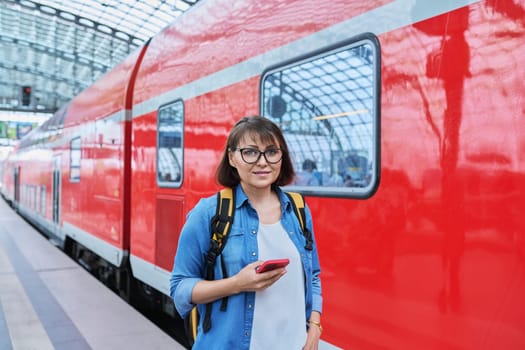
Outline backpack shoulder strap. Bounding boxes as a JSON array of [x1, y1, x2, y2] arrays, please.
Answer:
[[210, 188, 235, 249], [202, 187, 235, 333], [285, 191, 313, 251]]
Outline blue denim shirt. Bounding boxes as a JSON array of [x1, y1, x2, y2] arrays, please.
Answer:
[[170, 185, 322, 350]]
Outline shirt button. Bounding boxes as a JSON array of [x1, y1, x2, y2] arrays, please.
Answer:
[[245, 331, 250, 337], [251, 252, 256, 256], [248, 304, 252, 308], [251, 230, 256, 235]]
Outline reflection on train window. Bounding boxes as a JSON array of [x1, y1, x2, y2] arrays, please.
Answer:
[[70, 137, 81, 182], [261, 35, 380, 197], [157, 100, 183, 187]]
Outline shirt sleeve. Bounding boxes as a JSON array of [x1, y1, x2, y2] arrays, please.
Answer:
[[306, 203, 323, 313], [169, 197, 215, 318]]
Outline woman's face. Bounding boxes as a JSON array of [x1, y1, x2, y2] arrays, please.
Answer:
[[228, 134, 282, 192]]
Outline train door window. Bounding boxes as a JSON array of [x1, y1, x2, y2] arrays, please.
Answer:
[[40, 186, 46, 216], [157, 100, 184, 187], [30, 185, 35, 211], [261, 34, 380, 198], [34, 185, 39, 212], [70, 137, 81, 182], [20, 185, 25, 205]]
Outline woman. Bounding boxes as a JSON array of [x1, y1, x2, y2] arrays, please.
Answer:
[[170, 116, 322, 349]]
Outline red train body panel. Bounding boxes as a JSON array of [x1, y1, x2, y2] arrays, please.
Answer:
[[2, 0, 525, 349]]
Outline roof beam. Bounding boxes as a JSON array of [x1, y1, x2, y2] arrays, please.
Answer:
[[9, 0, 143, 45], [0, 34, 111, 72]]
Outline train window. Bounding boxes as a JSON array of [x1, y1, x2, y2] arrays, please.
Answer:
[[261, 34, 380, 198], [40, 186, 46, 216], [70, 137, 81, 182], [34, 185, 39, 212], [30, 185, 35, 211], [157, 100, 184, 187]]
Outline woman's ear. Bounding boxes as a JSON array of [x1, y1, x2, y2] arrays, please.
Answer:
[[228, 149, 236, 168]]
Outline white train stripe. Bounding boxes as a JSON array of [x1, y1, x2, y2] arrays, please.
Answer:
[[63, 221, 125, 267], [130, 254, 171, 296], [132, 0, 482, 118]]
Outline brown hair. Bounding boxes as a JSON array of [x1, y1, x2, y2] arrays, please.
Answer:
[[216, 115, 295, 187]]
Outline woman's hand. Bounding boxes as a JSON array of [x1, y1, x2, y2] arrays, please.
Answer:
[[302, 325, 321, 350], [303, 311, 322, 350], [191, 260, 286, 305], [233, 261, 287, 293]]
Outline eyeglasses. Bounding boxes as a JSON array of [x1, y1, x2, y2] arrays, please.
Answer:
[[233, 148, 283, 164]]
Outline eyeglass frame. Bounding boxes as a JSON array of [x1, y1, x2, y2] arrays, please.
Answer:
[[231, 147, 283, 164]]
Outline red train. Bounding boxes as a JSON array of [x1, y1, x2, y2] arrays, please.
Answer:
[[2, 0, 525, 348]]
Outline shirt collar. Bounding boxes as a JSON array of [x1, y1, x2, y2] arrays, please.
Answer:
[[233, 185, 293, 212]]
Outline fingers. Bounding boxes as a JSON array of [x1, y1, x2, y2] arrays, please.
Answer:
[[258, 267, 287, 279], [252, 267, 286, 291], [235, 261, 287, 292]]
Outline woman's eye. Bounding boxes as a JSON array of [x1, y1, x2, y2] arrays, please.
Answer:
[[243, 149, 258, 156]]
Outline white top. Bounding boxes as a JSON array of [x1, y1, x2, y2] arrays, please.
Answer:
[[250, 221, 306, 350]]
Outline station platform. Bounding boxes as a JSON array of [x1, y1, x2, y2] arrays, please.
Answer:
[[0, 198, 185, 350]]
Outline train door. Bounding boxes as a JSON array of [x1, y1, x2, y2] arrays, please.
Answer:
[[52, 155, 61, 227], [13, 166, 20, 209]]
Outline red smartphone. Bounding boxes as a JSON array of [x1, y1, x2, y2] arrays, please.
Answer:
[[256, 258, 290, 273]]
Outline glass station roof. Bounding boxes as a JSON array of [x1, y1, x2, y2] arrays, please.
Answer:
[[0, 0, 200, 112]]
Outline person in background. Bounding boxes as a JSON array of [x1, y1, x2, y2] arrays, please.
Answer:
[[170, 115, 323, 349], [294, 159, 321, 186]]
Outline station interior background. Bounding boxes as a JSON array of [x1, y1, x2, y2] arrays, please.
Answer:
[[0, 0, 200, 168]]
